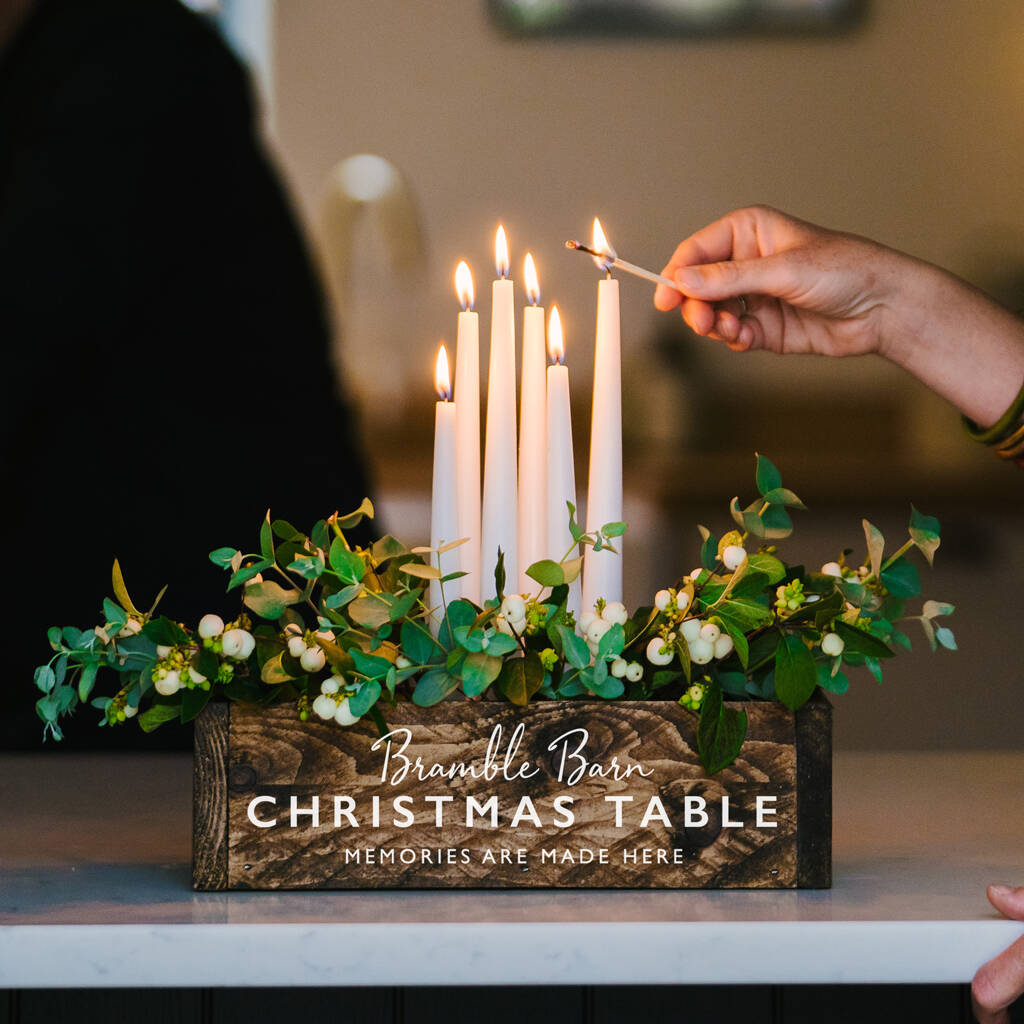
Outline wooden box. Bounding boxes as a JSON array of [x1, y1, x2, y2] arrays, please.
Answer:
[[193, 697, 831, 890]]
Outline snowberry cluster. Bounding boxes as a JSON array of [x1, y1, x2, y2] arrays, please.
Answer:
[[580, 600, 628, 655], [151, 613, 255, 697], [646, 617, 733, 668], [283, 623, 332, 673], [310, 674, 363, 727]]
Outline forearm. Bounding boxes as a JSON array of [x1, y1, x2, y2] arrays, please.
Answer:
[[881, 258, 1024, 427]]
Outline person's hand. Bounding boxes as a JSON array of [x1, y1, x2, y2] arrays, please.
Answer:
[[653, 205, 911, 357], [972, 885, 1024, 1024]]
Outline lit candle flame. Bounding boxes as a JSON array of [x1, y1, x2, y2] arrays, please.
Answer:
[[548, 305, 564, 364], [523, 252, 540, 305], [455, 260, 474, 311], [435, 344, 451, 400], [495, 224, 510, 279], [591, 217, 616, 272]]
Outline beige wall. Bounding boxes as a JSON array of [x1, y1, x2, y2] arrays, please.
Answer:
[[273, 0, 1024, 396], [269, 1, 1024, 750]]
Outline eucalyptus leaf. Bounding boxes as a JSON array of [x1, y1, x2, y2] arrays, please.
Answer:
[[401, 620, 442, 665], [880, 558, 921, 599], [755, 453, 782, 496], [497, 652, 545, 706], [461, 652, 503, 697], [557, 625, 591, 671], [526, 560, 565, 587], [863, 519, 885, 581], [336, 497, 375, 531], [243, 581, 301, 620], [329, 539, 366, 584], [696, 680, 748, 775], [349, 680, 382, 717], [412, 668, 459, 707], [774, 634, 817, 710]]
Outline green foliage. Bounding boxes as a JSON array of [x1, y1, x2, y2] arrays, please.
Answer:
[[30, 456, 955, 780], [696, 680, 748, 775]]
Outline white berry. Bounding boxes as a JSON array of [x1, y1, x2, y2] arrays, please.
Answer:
[[714, 634, 735, 660], [189, 667, 208, 685], [501, 595, 527, 623], [321, 675, 342, 695], [284, 623, 303, 637], [680, 618, 701, 644], [625, 661, 644, 683], [334, 698, 360, 726], [821, 632, 845, 657], [154, 670, 181, 696], [117, 618, 142, 638], [699, 622, 721, 644], [586, 618, 612, 645], [646, 636, 675, 666], [602, 601, 628, 626], [676, 591, 692, 615], [300, 646, 326, 672], [156, 645, 172, 659], [287, 636, 308, 659], [689, 568, 705, 583], [610, 657, 628, 678], [689, 637, 714, 665], [579, 610, 599, 633], [654, 589, 672, 612], [238, 631, 256, 658], [198, 614, 224, 639], [722, 545, 746, 571], [495, 615, 516, 636], [395, 655, 412, 669], [312, 694, 336, 720], [821, 562, 842, 578], [123, 704, 138, 719], [221, 629, 248, 659]]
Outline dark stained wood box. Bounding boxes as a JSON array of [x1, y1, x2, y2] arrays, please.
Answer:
[[193, 697, 831, 890]]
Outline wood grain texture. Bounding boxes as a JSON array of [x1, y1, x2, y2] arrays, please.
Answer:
[[199, 698, 831, 890], [192, 702, 228, 891], [796, 693, 832, 889]]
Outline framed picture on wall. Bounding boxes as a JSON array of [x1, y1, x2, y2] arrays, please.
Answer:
[[488, 0, 864, 36]]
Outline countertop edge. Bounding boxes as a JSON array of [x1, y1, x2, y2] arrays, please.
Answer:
[[1, 920, 1020, 988]]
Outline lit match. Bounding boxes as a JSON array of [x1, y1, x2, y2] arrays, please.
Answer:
[[565, 219, 680, 291]]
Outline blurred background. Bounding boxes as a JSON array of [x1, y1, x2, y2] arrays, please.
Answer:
[[5, 0, 1024, 750], [268, 0, 1024, 751]]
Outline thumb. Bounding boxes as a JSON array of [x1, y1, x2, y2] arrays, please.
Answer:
[[989, 885, 1024, 921], [675, 253, 796, 303]]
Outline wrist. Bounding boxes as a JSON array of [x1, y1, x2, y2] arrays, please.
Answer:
[[874, 251, 947, 370]]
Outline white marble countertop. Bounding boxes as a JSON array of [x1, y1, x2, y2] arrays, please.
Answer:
[[1, 750, 1021, 987]]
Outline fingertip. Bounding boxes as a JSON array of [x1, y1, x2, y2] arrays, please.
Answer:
[[684, 298, 715, 336], [714, 310, 740, 343], [988, 884, 1024, 916], [654, 283, 680, 311]]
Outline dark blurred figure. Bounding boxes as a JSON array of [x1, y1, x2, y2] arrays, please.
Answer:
[[0, 0, 371, 748]]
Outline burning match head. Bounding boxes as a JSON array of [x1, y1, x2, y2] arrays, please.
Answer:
[[565, 239, 581, 250]]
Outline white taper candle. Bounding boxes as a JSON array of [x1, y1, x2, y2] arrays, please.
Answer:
[[582, 267, 623, 611], [480, 225, 518, 598], [518, 253, 546, 593], [545, 306, 582, 623], [429, 345, 458, 635], [453, 261, 480, 606]]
